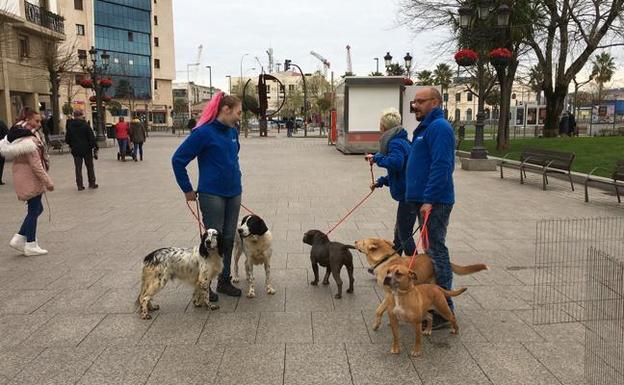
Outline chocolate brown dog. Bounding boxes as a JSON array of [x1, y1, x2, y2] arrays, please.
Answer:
[[303, 229, 355, 299], [355, 237, 487, 330], [385, 264, 466, 357]]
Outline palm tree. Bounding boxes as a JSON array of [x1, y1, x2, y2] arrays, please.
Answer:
[[433, 63, 454, 116], [591, 52, 617, 104], [416, 70, 434, 85], [386, 64, 405, 76]]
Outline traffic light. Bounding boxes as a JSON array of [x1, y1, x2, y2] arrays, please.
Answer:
[[284, 60, 291, 71]]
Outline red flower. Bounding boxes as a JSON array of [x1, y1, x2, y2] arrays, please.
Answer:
[[80, 78, 93, 88], [402, 78, 414, 85], [489, 48, 512, 59], [99, 78, 113, 87], [102, 95, 112, 102], [454, 49, 479, 62]]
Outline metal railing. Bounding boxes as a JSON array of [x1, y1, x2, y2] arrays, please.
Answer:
[[24, 1, 64, 34]]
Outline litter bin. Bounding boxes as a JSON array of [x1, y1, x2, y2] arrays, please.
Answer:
[[106, 123, 115, 139]]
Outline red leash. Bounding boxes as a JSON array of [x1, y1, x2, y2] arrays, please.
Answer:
[[240, 203, 257, 216], [326, 163, 376, 235], [408, 209, 430, 271], [186, 200, 205, 236]]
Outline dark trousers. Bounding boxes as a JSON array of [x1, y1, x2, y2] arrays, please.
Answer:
[[73, 154, 96, 188], [393, 201, 417, 256], [415, 203, 454, 310], [18, 194, 43, 242], [132, 142, 144, 159], [0, 154, 5, 183], [198, 193, 241, 280]]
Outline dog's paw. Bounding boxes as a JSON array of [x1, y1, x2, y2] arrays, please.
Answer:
[[232, 276, 240, 283], [266, 286, 276, 295], [310, 280, 319, 286], [322, 280, 330, 285], [334, 293, 342, 299], [346, 288, 353, 293], [208, 303, 220, 311], [247, 288, 256, 298], [450, 328, 458, 335], [140, 313, 152, 320], [390, 345, 400, 354], [423, 329, 432, 336], [193, 300, 203, 307], [410, 350, 423, 358], [372, 319, 382, 331], [148, 303, 160, 311]]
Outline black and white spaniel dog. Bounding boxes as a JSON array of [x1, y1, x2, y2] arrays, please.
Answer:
[[232, 214, 275, 297], [137, 229, 223, 319]]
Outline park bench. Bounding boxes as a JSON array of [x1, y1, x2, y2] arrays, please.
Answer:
[[584, 160, 624, 203], [47, 134, 67, 154], [500, 148, 575, 191]]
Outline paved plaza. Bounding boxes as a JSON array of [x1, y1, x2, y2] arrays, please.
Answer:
[[0, 132, 622, 385]]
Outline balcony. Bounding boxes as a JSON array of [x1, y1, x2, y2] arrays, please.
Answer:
[[24, 1, 64, 34]]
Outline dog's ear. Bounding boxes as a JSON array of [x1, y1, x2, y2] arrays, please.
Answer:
[[382, 239, 394, 250], [250, 216, 268, 235], [199, 232, 209, 257], [408, 270, 418, 281], [367, 242, 378, 251], [217, 231, 224, 257], [240, 215, 251, 226], [315, 231, 329, 243]]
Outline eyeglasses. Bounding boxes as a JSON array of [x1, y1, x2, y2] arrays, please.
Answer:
[[411, 98, 434, 107]]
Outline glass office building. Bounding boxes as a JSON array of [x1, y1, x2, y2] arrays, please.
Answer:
[[94, 0, 152, 100]]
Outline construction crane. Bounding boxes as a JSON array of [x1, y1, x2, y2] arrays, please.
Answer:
[[345, 45, 352, 75], [310, 50, 330, 77], [266, 48, 274, 73]]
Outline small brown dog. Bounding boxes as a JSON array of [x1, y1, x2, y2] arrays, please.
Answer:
[[384, 264, 466, 357], [354, 237, 487, 330]]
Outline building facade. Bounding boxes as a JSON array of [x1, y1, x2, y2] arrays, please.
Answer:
[[57, 0, 174, 129], [0, 0, 65, 123]]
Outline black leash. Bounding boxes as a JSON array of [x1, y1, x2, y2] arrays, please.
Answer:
[[366, 223, 423, 275]]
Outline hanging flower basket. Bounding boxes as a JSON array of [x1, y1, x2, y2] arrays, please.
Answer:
[[89, 95, 97, 103], [454, 49, 478, 67], [80, 78, 93, 89], [99, 78, 113, 88], [402, 78, 414, 86], [489, 48, 512, 66], [102, 95, 112, 103]]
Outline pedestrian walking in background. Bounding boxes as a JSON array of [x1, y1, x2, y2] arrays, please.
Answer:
[[559, 111, 570, 137], [366, 107, 415, 256], [65, 109, 98, 190], [129, 117, 147, 161], [172, 92, 244, 301], [115, 117, 130, 161], [0, 107, 54, 256], [406, 87, 457, 329], [0, 119, 8, 185], [286, 117, 294, 137], [568, 111, 577, 136], [187, 115, 196, 133]]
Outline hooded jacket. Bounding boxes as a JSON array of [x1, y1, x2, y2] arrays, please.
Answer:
[[372, 128, 411, 201], [0, 127, 54, 201]]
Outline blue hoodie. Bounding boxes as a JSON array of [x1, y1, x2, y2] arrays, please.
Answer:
[[405, 107, 455, 204], [372, 129, 411, 201], [171, 119, 242, 197]]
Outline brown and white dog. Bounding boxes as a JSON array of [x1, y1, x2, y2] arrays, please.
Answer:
[[384, 264, 466, 357], [137, 229, 223, 319], [354, 237, 487, 330], [232, 214, 276, 298]]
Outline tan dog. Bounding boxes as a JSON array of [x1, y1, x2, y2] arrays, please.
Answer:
[[385, 264, 466, 357], [354, 237, 487, 330]]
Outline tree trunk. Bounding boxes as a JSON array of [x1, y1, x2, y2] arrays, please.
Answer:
[[543, 86, 567, 137], [50, 73, 61, 134], [495, 59, 517, 151]]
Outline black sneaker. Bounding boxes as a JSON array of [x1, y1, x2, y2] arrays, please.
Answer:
[[208, 287, 219, 302], [217, 276, 242, 297]]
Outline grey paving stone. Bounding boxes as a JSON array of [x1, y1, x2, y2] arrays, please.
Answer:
[[467, 285, 532, 311], [146, 344, 225, 385], [0, 313, 55, 348], [523, 342, 584, 385], [331, 286, 381, 312], [0, 289, 58, 315], [256, 312, 312, 344], [77, 345, 164, 385], [23, 313, 105, 347], [197, 312, 259, 344], [139, 312, 207, 345], [90, 287, 139, 314], [35, 288, 106, 314], [45, 269, 106, 290], [10, 345, 104, 385], [0, 345, 44, 380], [465, 342, 560, 385], [513, 310, 585, 344], [312, 311, 370, 344], [215, 344, 284, 385], [462, 309, 545, 343], [235, 285, 285, 313], [79, 313, 154, 347], [285, 284, 334, 312], [284, 343, 353, 385], [345, 343, 422, 385]]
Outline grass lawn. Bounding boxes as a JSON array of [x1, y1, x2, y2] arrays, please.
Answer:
[[458, 136, 624, 178]]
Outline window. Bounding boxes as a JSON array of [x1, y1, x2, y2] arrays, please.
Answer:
[[455, 93, 461, 102], [18, 36, 29, 58], [154, 37, 159, 47], [154, 15, 158, 25], [75, 73, 85, 85], [78, 49, 86, 60], [74, 0, 83, 10], [154, 59, 160, 68], [266, 85, 271, 93], [76, 24, 85, 35], [154, 79, 158, 89], [454, 109, 460, 122], [466, 108, 473, 121], [288, 84, 295, 92], [128, 31, 133, 41], [467, 92, 473, 101]]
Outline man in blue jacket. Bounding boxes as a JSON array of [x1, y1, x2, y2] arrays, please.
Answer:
[[406, 87, 456, 328], [366, 107, 415, 256]]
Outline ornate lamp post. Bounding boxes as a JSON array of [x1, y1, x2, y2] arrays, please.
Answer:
[[457, 1, 512, 159], [404, 52, 413, 79], [78, 46, 110, 142], [383, 52, 392, 69], [284, 59, 308, 137]]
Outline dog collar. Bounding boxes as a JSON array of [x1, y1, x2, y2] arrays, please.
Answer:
[[367, 252, 398, 275]]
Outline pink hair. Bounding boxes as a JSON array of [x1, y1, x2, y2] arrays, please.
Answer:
[[194, 92, 224, 129]]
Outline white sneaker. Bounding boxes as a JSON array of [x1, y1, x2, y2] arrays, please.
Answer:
[[24, 241, 48, 256], [9, 234, 26, 252]]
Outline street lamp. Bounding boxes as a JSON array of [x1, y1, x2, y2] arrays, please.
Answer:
[[206, 65, 212, 100], [457, 1, 512, 159], [384, 52, 393, 68], [374, 57, 379, 74], [284, 59, 309, 137], [78, 46, 110, 143], [226, 75, 232, 94], [404, 52, 413, 78]]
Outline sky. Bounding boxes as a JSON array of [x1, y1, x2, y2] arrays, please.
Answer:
[[172, 0, 624, 92]]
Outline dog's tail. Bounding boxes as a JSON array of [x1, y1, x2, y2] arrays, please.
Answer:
[[451, 262, 488, 275], [443, 287, 467, 298]]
